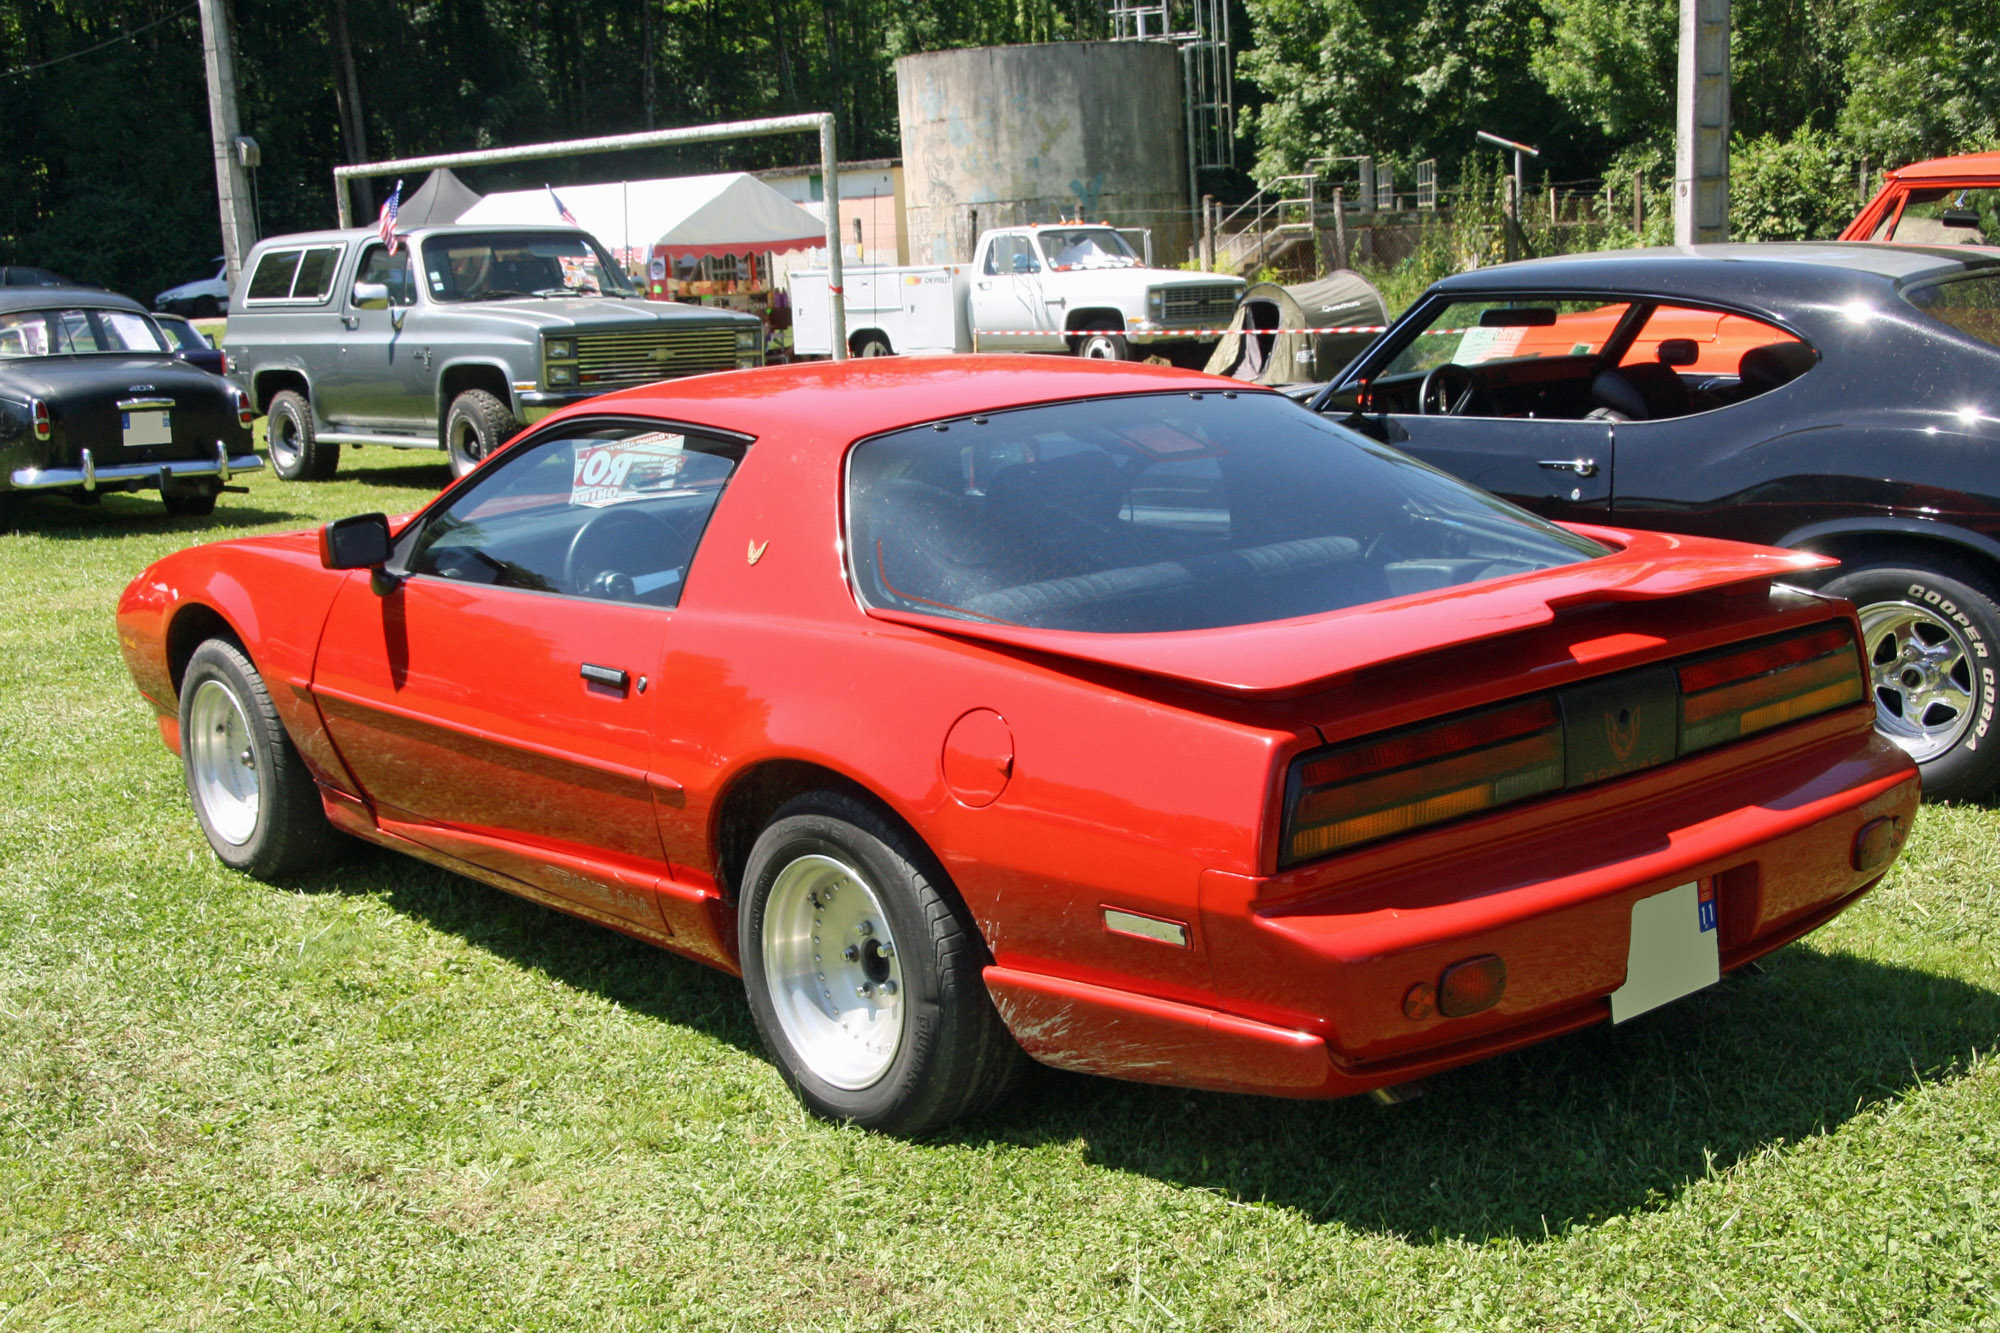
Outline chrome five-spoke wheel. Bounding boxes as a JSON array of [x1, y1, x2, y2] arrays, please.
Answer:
[[1859, 599, 1977, 763], [760, 853, 905, 1090]]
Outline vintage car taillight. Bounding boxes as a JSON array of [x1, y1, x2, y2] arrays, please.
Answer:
[[1677, 623, 1864, 753], [1281, 696, 1564, 865], [233, 386, 254, 427], [30, 397, 50, 441]]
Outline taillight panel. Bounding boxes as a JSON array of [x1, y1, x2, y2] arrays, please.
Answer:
[[1280, 621, 1868, 867]]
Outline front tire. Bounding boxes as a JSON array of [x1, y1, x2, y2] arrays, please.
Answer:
[[178, 639, 343, 879], [266, 389, 339, 481], [738, 791, 1025, 1134], [852, 332, 893, 357], [1075, 328, 1131, 361], [445, 389, 517, 478], [1823, 558, 2000, 801]]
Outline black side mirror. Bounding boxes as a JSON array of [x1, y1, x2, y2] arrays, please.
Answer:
[[320, 512, 395, 588]]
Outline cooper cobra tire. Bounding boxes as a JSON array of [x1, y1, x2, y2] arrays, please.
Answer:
[[1075, 328, 1131, 361], [266, 389, 340, 481], [1822, 558, 2000, 801], [445, 389, 517, 478], [852, 332, 893, 357], [739, 791, 1027, 1134], [178, 639, 344, 879]]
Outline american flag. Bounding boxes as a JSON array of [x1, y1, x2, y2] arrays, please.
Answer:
[[377, 178, 403, 255], [547, 185, 578, 226]]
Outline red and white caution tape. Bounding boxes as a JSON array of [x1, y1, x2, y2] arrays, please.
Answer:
[[974, 325, 1391, 338]]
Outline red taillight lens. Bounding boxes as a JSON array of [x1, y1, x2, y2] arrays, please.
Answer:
[[1437, 954, 1507, 1017], [1678, 623, 1864, 752], [1283, 697, 1563, 865], [220, 349, 230, 377], [30, 397, 50, 441], [234, 388, 254, 427]]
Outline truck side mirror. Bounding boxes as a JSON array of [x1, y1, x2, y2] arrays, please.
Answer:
[[352, 281, 391, 311]]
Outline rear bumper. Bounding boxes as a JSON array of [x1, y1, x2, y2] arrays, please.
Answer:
[[9, 442, 263, 492], [985, 723, 1919, 1099]]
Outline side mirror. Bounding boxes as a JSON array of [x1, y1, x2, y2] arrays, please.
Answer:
[[352, 281, 390, 311], [320, 512, 392, 570]]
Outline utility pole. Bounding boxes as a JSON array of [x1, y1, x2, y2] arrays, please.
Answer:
[[1673, 0, 1729, 244], [197, 0, 259, 288]]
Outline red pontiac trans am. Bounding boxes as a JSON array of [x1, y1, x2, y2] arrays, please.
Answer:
[[117, 357, 1918, 1133]]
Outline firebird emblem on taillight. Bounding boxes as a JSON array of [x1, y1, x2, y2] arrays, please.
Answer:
[[1606, 705, 1642, 761]]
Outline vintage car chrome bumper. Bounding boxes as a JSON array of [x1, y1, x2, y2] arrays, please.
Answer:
[[8, 441, 264, 491]]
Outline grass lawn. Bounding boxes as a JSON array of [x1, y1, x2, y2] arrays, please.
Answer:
[[2, 442, 1997, 1331]]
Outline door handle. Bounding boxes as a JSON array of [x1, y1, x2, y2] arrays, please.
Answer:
[[342, 314, 359, 329], [976, 281, 992, 291], [1538, 458, 1599, 477], [579, 662, 630, 692]]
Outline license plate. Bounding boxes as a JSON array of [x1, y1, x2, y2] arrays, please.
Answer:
[[122, 409, 171, 447], [1609, 879, 1720, 1023]]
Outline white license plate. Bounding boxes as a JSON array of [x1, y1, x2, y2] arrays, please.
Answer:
[[1609, 879, 1720, 1023], [122, 409, 171, 447]]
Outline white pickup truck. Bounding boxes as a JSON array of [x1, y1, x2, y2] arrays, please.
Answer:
[[790, 224, 1244, 360]]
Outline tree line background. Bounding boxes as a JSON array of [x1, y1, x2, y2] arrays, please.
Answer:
[[2, 0, 1997, 301]]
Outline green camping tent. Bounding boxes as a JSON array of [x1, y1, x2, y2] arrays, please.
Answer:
[[1203, 273, 1390, 386]]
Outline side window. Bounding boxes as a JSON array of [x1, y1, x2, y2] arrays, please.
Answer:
[[355, 245, 415, 306], [403, 422, 747, 607], [983, 235, 1038, 276], [290, 246, 341, 301], [1614, 304, 1815, 418], [1888, 187, 2000, 244], [245, 249, 302, 302]]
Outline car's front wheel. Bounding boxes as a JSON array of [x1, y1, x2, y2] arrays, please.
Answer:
[[1075, 327, 1131, 361], [179, 639, 343, 879], [266, 389, 339, 481], [738, 791, 1025, 1134], [1824, 558, 2000, 801], [445, 389, 517, 478]]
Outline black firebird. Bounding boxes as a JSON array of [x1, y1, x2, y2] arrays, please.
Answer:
[[1, 289, 261, 520], [1311, 242, 2000, 799]]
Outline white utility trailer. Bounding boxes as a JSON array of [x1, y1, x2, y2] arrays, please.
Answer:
[[792, 264, 971, 357]]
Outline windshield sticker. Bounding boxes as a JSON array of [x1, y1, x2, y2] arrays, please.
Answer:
[[1118, 423, 1218, 459], [571, 433, 689, 507], [1452, 324, 1526, 364], [557, 255, 599, 292]]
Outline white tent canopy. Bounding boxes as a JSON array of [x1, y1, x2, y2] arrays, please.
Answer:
[[456, 172, 825, 260]]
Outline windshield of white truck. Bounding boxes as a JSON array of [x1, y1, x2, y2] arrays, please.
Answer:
[[420, 232, 637, 302], [1037, 229, 1140, 271]]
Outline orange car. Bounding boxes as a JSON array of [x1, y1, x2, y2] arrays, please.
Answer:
[[1842, 151, 2000, 245]]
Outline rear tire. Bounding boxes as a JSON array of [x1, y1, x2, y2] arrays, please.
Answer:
[[852, 332, 893, 357], [738, 791, 1026, 1135], [1823, 557, 2000, 801], [266, 389, 339, 481], [178, 639, 343, 879], [445, 389, 517, 478]]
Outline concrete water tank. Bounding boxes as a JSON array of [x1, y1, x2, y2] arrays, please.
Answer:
[[896, 42, 1190, 266]]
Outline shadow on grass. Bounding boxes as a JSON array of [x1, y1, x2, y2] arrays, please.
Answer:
[[331, 457, 454, 492], [287, 846, 1996, 1243], [291, 845, 762, 1057], [965, 946, 2000, 1243], [2, 492, 303, 536]]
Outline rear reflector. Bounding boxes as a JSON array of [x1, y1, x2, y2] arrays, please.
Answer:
[[1678, 623, 1864, 753], [1852, 816, 1905, 873], [1283, 697, 1562, 864], [1437, 955, 1507, 1017]]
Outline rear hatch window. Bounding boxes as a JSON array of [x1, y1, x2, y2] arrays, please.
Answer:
[[1903, 271, 2000, 347], [847, 391, 1606, 633]]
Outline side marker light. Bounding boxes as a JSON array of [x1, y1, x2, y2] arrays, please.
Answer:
[[1437, 955, 1507, 1018]]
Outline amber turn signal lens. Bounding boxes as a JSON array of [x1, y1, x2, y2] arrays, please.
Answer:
[[1852, 816, 1904, 873], [1437, 955, 1507, 1018]]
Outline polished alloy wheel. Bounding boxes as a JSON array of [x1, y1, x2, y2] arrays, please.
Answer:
[[1859, 599, 1978, 762], [761, 852, 906, 1090], [449, 419, 485, 471], [186, 678, 260, 845]]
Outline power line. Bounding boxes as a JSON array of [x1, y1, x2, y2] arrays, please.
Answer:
[[0, 1, 202, 81]]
